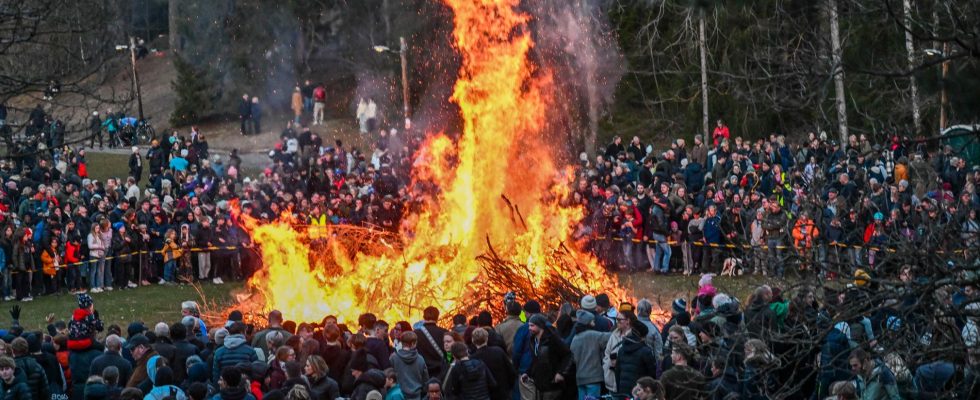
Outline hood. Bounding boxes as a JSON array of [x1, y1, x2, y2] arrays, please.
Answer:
[[147, 355, 161, 384], [84, 382, 110, 400], [395, 348, 418, 364], [354, 368, 386, 390], [620, 334, 648, 353], [224, 333, 246, 349]]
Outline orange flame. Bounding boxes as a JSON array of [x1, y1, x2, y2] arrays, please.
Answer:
[[238, 0, 629, 324]]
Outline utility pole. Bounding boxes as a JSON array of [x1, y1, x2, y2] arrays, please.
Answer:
[[129, 36, 145, 121], [400, 37, 411, 130], [828, 0, 849, 146], [903, 0, 921, 134], [939, 41, 949, 131]]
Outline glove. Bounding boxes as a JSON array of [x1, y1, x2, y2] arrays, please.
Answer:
[[9, 305, 20, 325]]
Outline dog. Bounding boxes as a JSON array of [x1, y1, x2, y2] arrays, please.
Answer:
[[721, 257, 744, 277]]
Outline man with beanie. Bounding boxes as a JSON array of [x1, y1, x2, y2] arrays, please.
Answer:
[[28, 332, 64, 397], [212, 322, 257, 385], [70, 334, 105, 399], [214, 366, 254, 400], [570, 309, 612, 399], [522, 315, 572, 400], [494, 301, 523, 355], [414, 306, 449, 380], [661, 298, 688, 341], [11, 337, 49, 400], [512, 300, 542, 400], [389, 331, 428, 400], [580, 295, 612, 332], [91, 335, 133, 389]]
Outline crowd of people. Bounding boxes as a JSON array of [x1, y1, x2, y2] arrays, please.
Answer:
[[0, 86, 978, 400], [0, 280, 977, 400]]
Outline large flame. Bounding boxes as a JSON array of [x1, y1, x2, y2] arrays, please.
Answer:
[[237, 0, 628, 324]]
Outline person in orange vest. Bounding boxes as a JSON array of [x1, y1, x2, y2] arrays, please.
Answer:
[[791, 211, 819, 272]]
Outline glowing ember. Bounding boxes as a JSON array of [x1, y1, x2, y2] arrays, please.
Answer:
[[237, 0, 629, 324]]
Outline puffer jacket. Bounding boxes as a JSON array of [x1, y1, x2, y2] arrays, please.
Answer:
[[211, 334, 258, 384], [14, 354, 50, 400], [614, 334, 657, 396], [444, 359, 496, 400]]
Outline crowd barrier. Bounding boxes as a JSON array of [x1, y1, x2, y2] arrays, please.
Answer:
[[9, 246, 243, 275]]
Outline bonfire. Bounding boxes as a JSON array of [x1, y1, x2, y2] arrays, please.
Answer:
[[222, 0, 631, 325]]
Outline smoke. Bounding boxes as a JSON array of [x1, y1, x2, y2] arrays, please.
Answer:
[[526, 0, 625, 155]]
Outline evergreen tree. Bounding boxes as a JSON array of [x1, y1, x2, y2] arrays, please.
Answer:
[[170, 56, 212, 126]]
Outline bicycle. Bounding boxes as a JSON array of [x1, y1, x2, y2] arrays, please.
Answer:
[[120, 117, 155, 146]]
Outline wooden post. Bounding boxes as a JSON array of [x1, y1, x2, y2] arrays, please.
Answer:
[[130, 36, 145, 121], [939, 42, 949, 131], [400, 36, 411, 130]]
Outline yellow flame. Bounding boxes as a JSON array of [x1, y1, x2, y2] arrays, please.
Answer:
[[239, 0, 628, 324]]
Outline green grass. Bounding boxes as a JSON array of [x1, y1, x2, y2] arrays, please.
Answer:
[[8, 282, 243, 332], [619, 271, 792, 309], [84, 152, 130, 183]]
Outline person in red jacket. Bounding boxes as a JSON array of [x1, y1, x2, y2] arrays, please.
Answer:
[[67, 294, 104, 350], [712, 119, 730, 146], [64, 238, 82, 293]]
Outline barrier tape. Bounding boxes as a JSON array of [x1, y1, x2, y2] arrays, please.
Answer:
[[8, 246, 243, 275], [594, 236, 966, 255]]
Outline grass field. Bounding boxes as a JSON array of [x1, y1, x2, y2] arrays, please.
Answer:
[[8, 282, 244, 332], [5, 270, 784, 332]]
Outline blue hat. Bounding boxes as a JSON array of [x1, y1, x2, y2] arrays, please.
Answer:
[[874, 212, 884, 221]]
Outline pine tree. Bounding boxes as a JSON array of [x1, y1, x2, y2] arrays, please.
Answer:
[[170, 55, 212, 126]]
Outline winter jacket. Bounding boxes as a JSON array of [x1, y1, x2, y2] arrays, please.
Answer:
[[145, 384, 188, 400], [0, 378, 32, 400], [614, 334, 657, 396], [309, 374, 340, 400], [660, 364, 706, 400], [211, 334, 258, 384], [69, 347, 102, 399], [127, 349, 159, 388], [414, 323, 449, 380], [14, 354, 50, 400], [389, 348, 428, 399], [528, 331, 573, 393], [350, 369, 385, 400], [91, 351, 134, 388], [743, 300, 776, 340], [444, 359, 496, 400], [471, 345, 516, 400], [569, 328, 611, 385]]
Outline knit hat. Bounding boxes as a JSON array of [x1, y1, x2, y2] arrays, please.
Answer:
[[187, 363, 208, 383], [580, 295, 597, 311], [630, 319, 649, 337], [214, 328, 229, 346], [77, 294, 93, 309], [523, 300, 541, 315], [672, 298, 687, 314], [366, 391, 383, 400], [575, 309, 595, 326], [528, 314, 550, 330]]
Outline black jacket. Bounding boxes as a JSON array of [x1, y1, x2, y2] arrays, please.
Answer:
[[471, 346, 516, 400], [444, 359, 496, 400], [14, 355, 50, 400], [350, 369, 385, 400], [153, 337, 178, 368], [527, 330, 573, 393], [90, 351, 134, 389], [309, 374, 340, 400], [615, 334, 658, 396], [414, 323, 449, 379], [172, 339, 200, 382], [319, 343, 350, 385]]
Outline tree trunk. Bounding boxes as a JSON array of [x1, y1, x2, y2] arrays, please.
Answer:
[[828, 0, 848, 146], [699, 9, 709, 137], [903, 0, 920, 134], [168, 0, 179, 52]]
